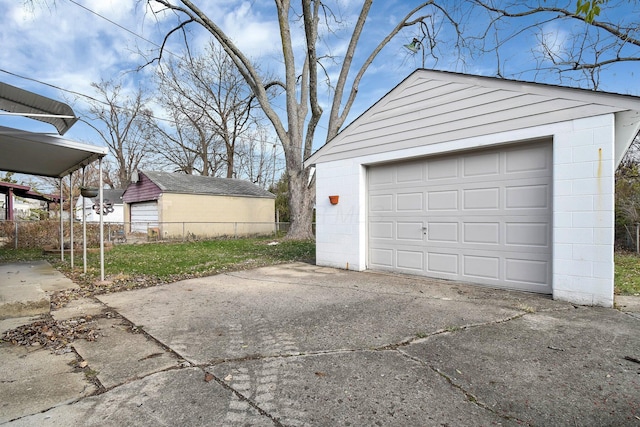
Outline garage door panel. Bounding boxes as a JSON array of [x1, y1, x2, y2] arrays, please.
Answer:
[[427, 190, 458, 210], [397, 250, 424, 270], [463, 152, 500, 177], [505, 184, 549, 209], [427, 157, 458, 180], [463, 188, 500, 210], [370, 221, 394, 239], [370, 248, 394, 267], [427, 252, 459, 275], [426, 222, 458, 242], [397, 192, 423, 211], [506, 145, 550, 174], [506, 222, 549, 246], [369, 166, 394, 185], [368, 141, 552, 294], [505, 258, 549, 285], [463, 255, 500, 279], [370, 194, 393, 212], [397, 222, 423, 240], [397, 162, 424, 182], [463, 222, 500, 244]]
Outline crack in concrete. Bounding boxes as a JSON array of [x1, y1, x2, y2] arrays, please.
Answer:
[[193, 311, 538, 426], [65, 298, 552, 425], [205, 369, 286, 427], [397, 348, 532, 426], [389, 310, 539, 426]]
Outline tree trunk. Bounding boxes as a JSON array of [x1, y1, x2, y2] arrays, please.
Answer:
[[226, 141, 234, 179], [285, 168, 315, 240]]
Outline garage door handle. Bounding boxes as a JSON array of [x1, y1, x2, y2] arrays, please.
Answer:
[[422, 226, 427, 235]]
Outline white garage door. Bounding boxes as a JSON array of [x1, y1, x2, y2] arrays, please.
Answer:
[[130, 201, 158, 233], [368, 141, 552, 293]]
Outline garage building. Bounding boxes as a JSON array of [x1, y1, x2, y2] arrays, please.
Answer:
[[305, 70, 640, 307]]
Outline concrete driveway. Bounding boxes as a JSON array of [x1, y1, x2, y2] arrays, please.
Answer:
[[1, 262, 639, 426]]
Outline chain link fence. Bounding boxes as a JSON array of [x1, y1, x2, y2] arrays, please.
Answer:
[[616, 223, 640, 252], [0, 220, 299, 249]]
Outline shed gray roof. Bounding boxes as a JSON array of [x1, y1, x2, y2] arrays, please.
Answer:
[[142, 171, 275, 199], [101, 189, 125, 202], [83, 189, 124, 203]]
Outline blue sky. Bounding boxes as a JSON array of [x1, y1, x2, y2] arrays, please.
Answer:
[[1, 0, 639, 181]]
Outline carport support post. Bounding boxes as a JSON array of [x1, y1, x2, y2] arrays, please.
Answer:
[[82, 166, 87, 274], [99, 158, 104, 282], [59, 178, 64, 261], [69, 172, 74, 269]]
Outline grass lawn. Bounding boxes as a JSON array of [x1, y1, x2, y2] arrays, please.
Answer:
[[614, 251, 640, 295], [0, 238, 315, 295]]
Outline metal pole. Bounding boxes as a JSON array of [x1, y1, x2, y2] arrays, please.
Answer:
[[82, 167, 87, 274], [636, 223, 639, 254], [14, 220, 17, 249], [99, 158, 104, 282], [60, 178, 64, 261], [69, 172, 74, 269]]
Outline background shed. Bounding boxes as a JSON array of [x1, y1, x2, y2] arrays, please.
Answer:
[[122, 171, 275, 239]]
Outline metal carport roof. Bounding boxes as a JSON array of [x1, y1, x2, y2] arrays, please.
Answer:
[[0, 81, 107, 178], [0, 81, 77, 135], [0, 125, 108, 179]]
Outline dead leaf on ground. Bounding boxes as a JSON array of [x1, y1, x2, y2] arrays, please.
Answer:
[[204, 372, 214, 382]]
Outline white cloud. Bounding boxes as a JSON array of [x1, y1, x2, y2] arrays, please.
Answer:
[[535, 22, 571, 63]]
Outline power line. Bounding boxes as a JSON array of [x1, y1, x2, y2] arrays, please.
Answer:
[[66, 0, 181, 60], [63, 0, 330, 137], [1, 1, 329, 148]]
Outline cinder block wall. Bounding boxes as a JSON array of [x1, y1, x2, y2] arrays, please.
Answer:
[[552, 114, 615, 307], [315, 159, 366, 271]]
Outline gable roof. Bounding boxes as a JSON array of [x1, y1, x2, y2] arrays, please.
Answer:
[[142, 171, 274, 199], [305, 69, 640, 167]]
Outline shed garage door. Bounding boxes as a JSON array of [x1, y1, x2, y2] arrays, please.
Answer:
[[368, 141, 552, 293], [130, 201, 158, 233]]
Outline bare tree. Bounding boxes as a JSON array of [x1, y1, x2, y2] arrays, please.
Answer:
[[148, 1, 471, 239], [82, 80, 154, 188], [235, 129, 284, 188], [471, 1, 640, 88], [153, 42, 259, 178], [148, 104, 224, 176]]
